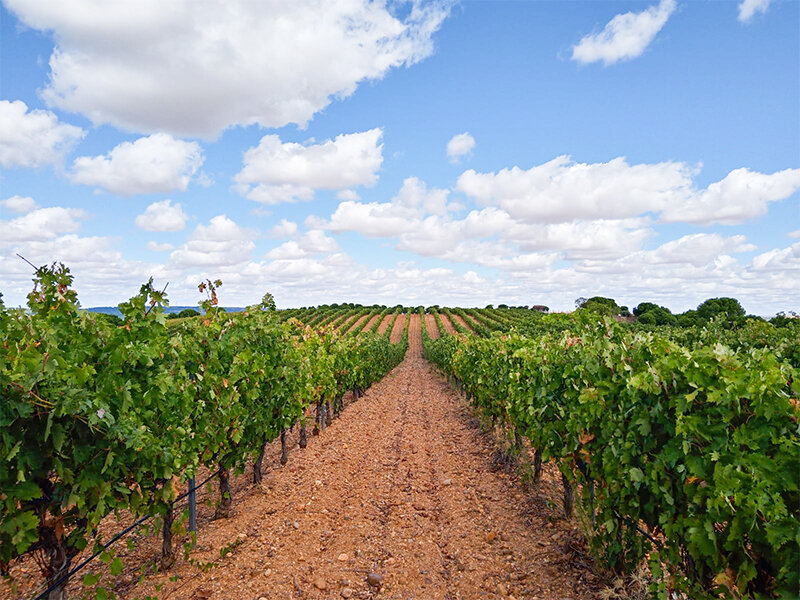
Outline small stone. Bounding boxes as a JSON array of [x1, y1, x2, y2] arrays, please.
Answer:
[[313, 578, 327, 590], [340, 578, 351, 586], [340, 588, 354, 599], [264, 569, 272, 576], [337, 552, 349, 561], [292, 521, 300, 529], [485, 531, 496, 543], [442, 478, 452, 486], [385, 557, 395, 565], [366, 572, 384, 588], [315, 479, 323, 486]]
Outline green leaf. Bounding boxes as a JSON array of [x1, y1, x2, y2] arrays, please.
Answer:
[[629, 467, 644, 483], [110, 557, 123, 576]]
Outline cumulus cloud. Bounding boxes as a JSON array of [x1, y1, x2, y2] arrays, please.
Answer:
[[456, 157, 800, 226], [147, 241, 175, 252], [70, 133, 204, 196], [135, 199, 188, 232], [169, 215, 256, 268], [571, 0, 676, 65], [4, 0, 451, 138], [738, 0, 772, 23], [1, 195, 38, 213], [269, 219, 299, 238], [659, 167, 800, 225], [235, 129, 383, 205], [789, 230, 800, 239], [0, 100, 84, 168], [446, 132, 475, 163], [1, 206, 87, 243]]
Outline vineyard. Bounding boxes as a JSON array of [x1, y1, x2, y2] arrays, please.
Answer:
[[1, 266, 798, 600]]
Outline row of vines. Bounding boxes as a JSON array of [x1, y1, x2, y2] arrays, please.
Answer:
[[1, 264, 407, 599], [422, 316, 799, 599]]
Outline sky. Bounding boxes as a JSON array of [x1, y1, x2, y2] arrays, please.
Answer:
[[1, 0, 798, 315]]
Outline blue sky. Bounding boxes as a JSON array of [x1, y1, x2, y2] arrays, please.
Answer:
[[1, 0, 798, 314]]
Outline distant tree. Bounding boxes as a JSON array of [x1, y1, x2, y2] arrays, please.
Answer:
[[637, 307, 676, 326], [578, 296, 622, 316], [575, 297, 588, 309], [94, 312, 124, 326], [676, 309, 702, 328], [498, 303, 508, 309], [696, 297, 745, 323], [258, 292, 276, 311], [633, 302, 661, 316], [531, 305, 549, 312], [167, 308, 201, 319], [485, 304, 494, 309]]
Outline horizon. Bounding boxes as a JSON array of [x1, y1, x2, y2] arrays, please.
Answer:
[[1, 1, 798, 315]]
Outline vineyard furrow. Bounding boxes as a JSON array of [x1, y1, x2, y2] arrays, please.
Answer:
[[121, 315, 597, 600], [345, 313, 369, 334], [424, 313, 440, 339], [377, 313, 395, 335], [389, 313, 406, 343], [437, 312, 457, 335]]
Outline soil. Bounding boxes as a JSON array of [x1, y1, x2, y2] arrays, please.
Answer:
[[424, 314, 440, 340], [345, 314, 370, 334], [361, 314, 383, 334], [437, 313, 457, 335], [377, 314, 395, 335], [3, 314, 602, 600], [448, 313, 475, 334], [389, 314, 406, 344]]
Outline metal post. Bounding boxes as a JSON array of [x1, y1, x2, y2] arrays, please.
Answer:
[[188, 477, 197, 533]]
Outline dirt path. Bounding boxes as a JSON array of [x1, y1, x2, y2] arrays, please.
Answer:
[[377, 314, 395, 335], [389, 313, 406, 343], [121, 313, 598, 600], [448, 312, 474, 334], [346, 314, 370, 334], [362, 313, 382, 333], [438, 313, 457, 335], [424, 313, 440, 339]]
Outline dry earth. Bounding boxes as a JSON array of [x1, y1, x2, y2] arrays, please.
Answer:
[[377, 314, 395, 335], [4, 314, 601, 600], [389, 314, 406, 344], [448, 313, 474, 334], [424, 314, 440, 339], [346, 315, 370, 334], [437, 314, 457, 335], [362, 314, 383, 333]]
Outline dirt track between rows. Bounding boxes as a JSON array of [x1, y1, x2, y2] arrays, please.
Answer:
[[5, 315, 600, 600]]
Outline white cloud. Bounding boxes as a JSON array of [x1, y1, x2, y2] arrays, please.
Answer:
[[456, 157, 800, 226], [5, 0, 450, 138], [235, 129, 383, 205], [456, 155, 691, 223], [269, 219, 299, 238], [738, 0, 772, 23], [266, 230, 339, 260], [659, 167, 800, 225], [1, 206, 87, 243], [0, 100, 84, 168], [571, 0, 676, 65], [70, 133, 204, 196], [750, 242, 800, 272], [169, 215, 256, 268], [1, 195, 38, 213], [147, 241, 175, 252], [789, 230, 800, 239], [135, 199, 188, 232], [446, 132, 475, 163], [337, 189, 361, 201]]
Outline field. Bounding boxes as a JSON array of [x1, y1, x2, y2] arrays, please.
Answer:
[[2, 273, 798, 600]]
